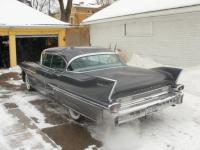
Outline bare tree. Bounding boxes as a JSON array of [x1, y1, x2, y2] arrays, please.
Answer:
[[18, 0, 51, 13], [18, 0, 32, 6], [57, 0, 73, 22]]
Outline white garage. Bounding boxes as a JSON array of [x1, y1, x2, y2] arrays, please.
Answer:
[[82, 0, 200, 67]]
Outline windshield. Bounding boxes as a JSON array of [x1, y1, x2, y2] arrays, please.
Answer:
[[68, 54, 126, 72]]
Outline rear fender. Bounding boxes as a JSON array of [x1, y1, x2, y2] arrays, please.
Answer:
[[152, 67, 182, 83]]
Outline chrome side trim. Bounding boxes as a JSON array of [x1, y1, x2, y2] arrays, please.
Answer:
[[48, 83, 108, 109], [97, 76, 117, 103], [117, 86, 171, 102], [66, 65, 127, 74], [62, 104, 97, 122], [66, 52, 116, 69]]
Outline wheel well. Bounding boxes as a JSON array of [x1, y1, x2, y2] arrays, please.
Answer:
[[22, 71, 26, 82]]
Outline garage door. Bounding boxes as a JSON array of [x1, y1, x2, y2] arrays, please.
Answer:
[[16, 35, 58, 64]]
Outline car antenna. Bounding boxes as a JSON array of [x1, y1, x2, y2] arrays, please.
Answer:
[[114, 43, 117, 53]]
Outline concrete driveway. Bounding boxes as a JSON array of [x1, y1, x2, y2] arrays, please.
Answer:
[[0, 71, 101, 150]]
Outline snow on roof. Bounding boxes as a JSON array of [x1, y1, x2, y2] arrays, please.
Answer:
[[82, 0, 200, 24], [0, 0, 69, 28]]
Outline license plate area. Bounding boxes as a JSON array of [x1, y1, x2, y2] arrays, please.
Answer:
[[146, 105, 158, 115]]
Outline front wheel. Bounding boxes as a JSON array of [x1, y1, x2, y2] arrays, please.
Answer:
[[25, 73, 33, 91], [68, 109, 85, 122]]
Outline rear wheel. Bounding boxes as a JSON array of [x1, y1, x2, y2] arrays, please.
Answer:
[[68, 109, 84, 122], [25, 73, 33, 91]]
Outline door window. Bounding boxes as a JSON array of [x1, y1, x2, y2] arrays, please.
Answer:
[[42, 53, 52, 67], [51, 55, 66, 70]]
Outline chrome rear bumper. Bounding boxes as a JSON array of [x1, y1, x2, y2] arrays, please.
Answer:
[[111, 91, 183, 125]]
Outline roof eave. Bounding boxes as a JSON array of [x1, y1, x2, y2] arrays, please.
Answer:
[[0, 24, 70, 29], [82, 4, 200, 25]]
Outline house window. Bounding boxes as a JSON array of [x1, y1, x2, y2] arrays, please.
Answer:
[[125, 21, 153, 37]]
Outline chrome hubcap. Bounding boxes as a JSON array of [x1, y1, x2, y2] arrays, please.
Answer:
[[69, 109, 80, 120], [25, 74, 30, 90]]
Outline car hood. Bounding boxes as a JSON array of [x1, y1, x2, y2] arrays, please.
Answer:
[[86, 66, 174, 99]]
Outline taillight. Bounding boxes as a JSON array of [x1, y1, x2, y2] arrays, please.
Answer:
[[175, 84, 184, 91], [109, 103, 121, 113]]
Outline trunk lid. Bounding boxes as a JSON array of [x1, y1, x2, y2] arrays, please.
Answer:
[[86, 66, 174, 99]]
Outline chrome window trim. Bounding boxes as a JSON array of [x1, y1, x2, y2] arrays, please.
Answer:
[[97, 76, 117, 103], [66, 65, 127, 74], [66, 52, 117, 70], [40, 52, 68, 72]]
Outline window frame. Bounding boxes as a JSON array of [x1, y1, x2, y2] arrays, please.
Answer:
[[41, 52, 67, 71], [51, 54, 67, 71], [66, 52, 125, 73], [41, 53, 53, 68]]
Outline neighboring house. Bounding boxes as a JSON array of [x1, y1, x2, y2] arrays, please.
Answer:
[[70, 3, 102, 25], [82, 0, 200, 67], [0, 0, 68, 68]]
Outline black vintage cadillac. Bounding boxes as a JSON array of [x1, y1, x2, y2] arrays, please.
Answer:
[[20, 47, 184, 125]]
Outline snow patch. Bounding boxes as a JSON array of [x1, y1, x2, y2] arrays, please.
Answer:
[[0, 66, 21, 74], [127, 54, 162, 68], [89, 121, 142, 150], [85, 145, 100, 150], [178, 65, 200, 95], [0, 105, 18, 149], [6, 79, 24, 86], [10, 93, 53, 129]]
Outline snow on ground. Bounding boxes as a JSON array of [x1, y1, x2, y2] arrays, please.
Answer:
[[88, 54, 200, 150], [178, 66, 200, 95], [0, 69, 59, 149], [6, 78, 24, 86], [0, 101, 59, 149], [127, 54, 163, 68], [9, 92, 54, 129], [0, 105, 17, 149], [0, 66, 21, 75]]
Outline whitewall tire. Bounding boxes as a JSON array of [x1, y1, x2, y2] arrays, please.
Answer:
[[25, 74, 32, 91], [68, 109, 84, 121]]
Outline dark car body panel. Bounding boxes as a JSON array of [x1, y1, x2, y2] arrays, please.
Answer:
[[86, 66, 175, 99], [20, 47, 183, 123]]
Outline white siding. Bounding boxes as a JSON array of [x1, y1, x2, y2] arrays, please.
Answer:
[[90, 11, 200, 67]]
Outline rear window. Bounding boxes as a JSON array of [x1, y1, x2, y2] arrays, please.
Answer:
[[68, 54, 125, 72]]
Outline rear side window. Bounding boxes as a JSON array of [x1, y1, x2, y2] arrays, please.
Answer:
[[42, 54, 52, 67], [51, 55, 66, 70]]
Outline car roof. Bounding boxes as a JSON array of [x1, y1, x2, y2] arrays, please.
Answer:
[[43, 47, 113, 61]]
